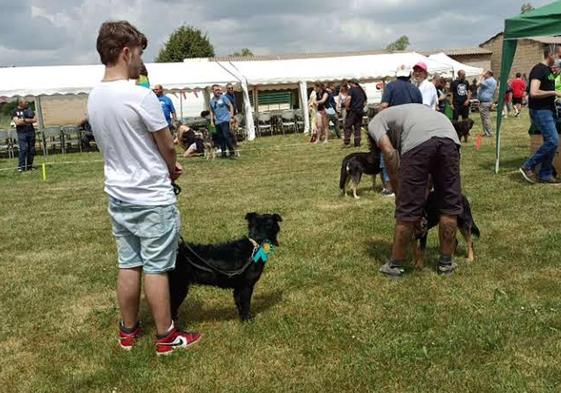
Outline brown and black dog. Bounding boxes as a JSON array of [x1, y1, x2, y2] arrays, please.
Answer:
[[412, 191, 480, 269], [452, 119, 475, 143]]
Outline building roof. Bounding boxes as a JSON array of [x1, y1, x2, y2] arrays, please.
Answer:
[[210, 49, 407, 62], [421, 47, 492, 56], [480, 32, 561, 47]]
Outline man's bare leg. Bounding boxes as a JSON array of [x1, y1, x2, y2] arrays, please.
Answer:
[[438, 215, 458, 274], [391, 221, 416, 262], [144, 273, 173, 336], [379, 220, 415, 276], [118, 267, 142, 328]]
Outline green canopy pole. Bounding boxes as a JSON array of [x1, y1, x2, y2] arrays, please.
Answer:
[[495, 39, 518, 174]]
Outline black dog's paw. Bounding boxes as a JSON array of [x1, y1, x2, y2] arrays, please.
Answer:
[[240, 313, 254, 322]]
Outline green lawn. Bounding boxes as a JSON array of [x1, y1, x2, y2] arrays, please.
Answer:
[[1, 112, 561, 392]]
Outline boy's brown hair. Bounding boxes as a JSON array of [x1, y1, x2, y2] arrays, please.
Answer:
[[96, 21, 147, 66]]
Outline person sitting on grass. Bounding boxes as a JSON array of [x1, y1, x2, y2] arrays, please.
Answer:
[[368, 103, 462, 277], [174, 123, 205, 158]]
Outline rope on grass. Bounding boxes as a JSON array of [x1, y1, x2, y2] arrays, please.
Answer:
[[0, 140, 358, 173]]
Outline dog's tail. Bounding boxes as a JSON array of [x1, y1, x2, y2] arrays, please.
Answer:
[[462, 195, 480, 239], [339, 159, 349, 190], [471, 222, 481, 239]]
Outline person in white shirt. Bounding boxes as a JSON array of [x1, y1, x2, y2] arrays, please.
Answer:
[[413, 61, 438, 111], [88, 20, 201, 356]]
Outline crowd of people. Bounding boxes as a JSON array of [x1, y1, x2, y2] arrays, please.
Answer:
[[20, 17, 557, 357]]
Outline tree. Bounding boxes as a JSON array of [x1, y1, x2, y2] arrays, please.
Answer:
[[521, 2, 534, 13], [230, 48, 254, 57], [385, 36, 410, 52], [155, 25, 215, 62]]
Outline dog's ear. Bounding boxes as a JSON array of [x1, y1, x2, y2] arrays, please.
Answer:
[[245, 212, 257, 222], [273, 213, 283, 223]]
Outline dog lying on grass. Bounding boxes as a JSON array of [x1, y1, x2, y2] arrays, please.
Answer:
[[339, 135, 383, 199], [413, 191, 480, 268], [452, 118, 475, 143], [169, 212, 282, 323]]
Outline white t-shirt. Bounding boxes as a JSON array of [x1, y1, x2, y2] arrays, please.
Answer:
[[87, 80, 175, 206], [418, 79, 438, 111]]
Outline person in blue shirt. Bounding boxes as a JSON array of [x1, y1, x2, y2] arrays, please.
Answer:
[[380, 65, 423, 109], [476, 71, 497, 137], [153, 84, 177, 132], [377, 65, 423, 197], [209, 84, 237, 158]]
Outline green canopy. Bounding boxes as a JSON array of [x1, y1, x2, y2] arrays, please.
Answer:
[[495, 0, 561, 173]]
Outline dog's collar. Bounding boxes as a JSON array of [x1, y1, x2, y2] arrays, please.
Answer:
[[248, 237, 274, 264]]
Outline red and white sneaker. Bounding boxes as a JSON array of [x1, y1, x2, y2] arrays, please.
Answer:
[[155, 328, 202, 356], [118, 322, 143, 351]]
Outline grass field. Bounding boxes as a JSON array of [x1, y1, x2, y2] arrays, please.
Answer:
[[1, 112, 561, 393]]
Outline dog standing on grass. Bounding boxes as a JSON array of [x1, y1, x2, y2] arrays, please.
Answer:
[[169, 212, 282, 323], [452, 118, 475, 143], [413, 192, 480, 268], [339, 135, 383, 199]]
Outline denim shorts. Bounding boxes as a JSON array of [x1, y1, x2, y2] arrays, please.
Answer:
[[108, 197, 181, 274]]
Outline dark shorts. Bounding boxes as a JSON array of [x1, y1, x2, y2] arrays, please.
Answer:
[[512, 97, 523, 105], [396, 137, 463, 222]]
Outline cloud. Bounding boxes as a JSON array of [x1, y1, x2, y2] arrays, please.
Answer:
[[0, 0, 554, 66]]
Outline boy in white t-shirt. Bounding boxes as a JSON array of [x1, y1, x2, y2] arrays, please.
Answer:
[[88, 21, 201, 356]]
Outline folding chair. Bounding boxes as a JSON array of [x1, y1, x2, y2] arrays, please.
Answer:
[[41, 127, 64, 155], [61, 126, 82, 153], [0, 130, 13, 159], [257, 112, 273, 136], [280, 110, 297, 134]]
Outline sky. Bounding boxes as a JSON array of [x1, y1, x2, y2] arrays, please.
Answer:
[[0, 0, 553, 67]]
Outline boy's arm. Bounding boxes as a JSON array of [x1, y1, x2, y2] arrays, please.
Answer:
[[152, 128, 182, 180]]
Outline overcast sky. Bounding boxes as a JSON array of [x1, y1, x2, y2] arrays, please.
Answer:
[[0, 0, 552, 66]]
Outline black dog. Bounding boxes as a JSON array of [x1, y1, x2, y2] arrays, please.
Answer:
[[339, 136, 382, 199], [452, 118, 475, 143], [169, 212, 282, 322], [413, 192, 480, 268]]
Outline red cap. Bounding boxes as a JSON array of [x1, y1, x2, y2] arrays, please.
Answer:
[[413, 61, 428, 72]]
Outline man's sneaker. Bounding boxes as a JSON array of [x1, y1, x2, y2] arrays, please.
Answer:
[[118, 322, 143, 351], [379, 261, 404, 277], [519, 167, 536, 184], [380, 188, 395, 197], [155, 328, 202, 356], [437, 261, 457, 275], [539, 177, 561, 184], [341, 144, 352, 149]]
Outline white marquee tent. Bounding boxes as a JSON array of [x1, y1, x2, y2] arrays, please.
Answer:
[[220, 51, 454, 133], [0, 52, 463, 140], [428, 52, 484, 78]]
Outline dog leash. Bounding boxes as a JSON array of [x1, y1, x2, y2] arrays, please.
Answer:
[[172, 182, 182, 195], [180, 237, 262, 278]]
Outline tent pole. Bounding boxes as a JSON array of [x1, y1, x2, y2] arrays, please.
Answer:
[[179, 91, 183, 120], [299, 81, 310, 134], [495, 38, 518, 174], [240, 80, 256, 140], [36, 95, 45, 129]]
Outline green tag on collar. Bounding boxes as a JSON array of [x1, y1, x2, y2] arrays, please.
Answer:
[[253, 242, 274, 263]]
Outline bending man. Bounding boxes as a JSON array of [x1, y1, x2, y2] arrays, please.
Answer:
[[368, 104, 463, 277]]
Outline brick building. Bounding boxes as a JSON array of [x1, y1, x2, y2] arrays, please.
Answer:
[[442, 47, 492, 70], [480, 32, 561, 79]]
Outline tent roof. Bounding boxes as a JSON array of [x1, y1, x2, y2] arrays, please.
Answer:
[[505, 0, 561, 39], [222, 52, 452, 86], [0, 60, 239, 98], [428, 53, 483, 78]]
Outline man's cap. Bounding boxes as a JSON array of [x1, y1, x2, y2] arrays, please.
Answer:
[[396, 65, 411, 78], [413, 61, 428, 73]]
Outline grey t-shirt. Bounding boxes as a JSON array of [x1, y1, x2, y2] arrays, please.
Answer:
[[368, 103, 460, 155]]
